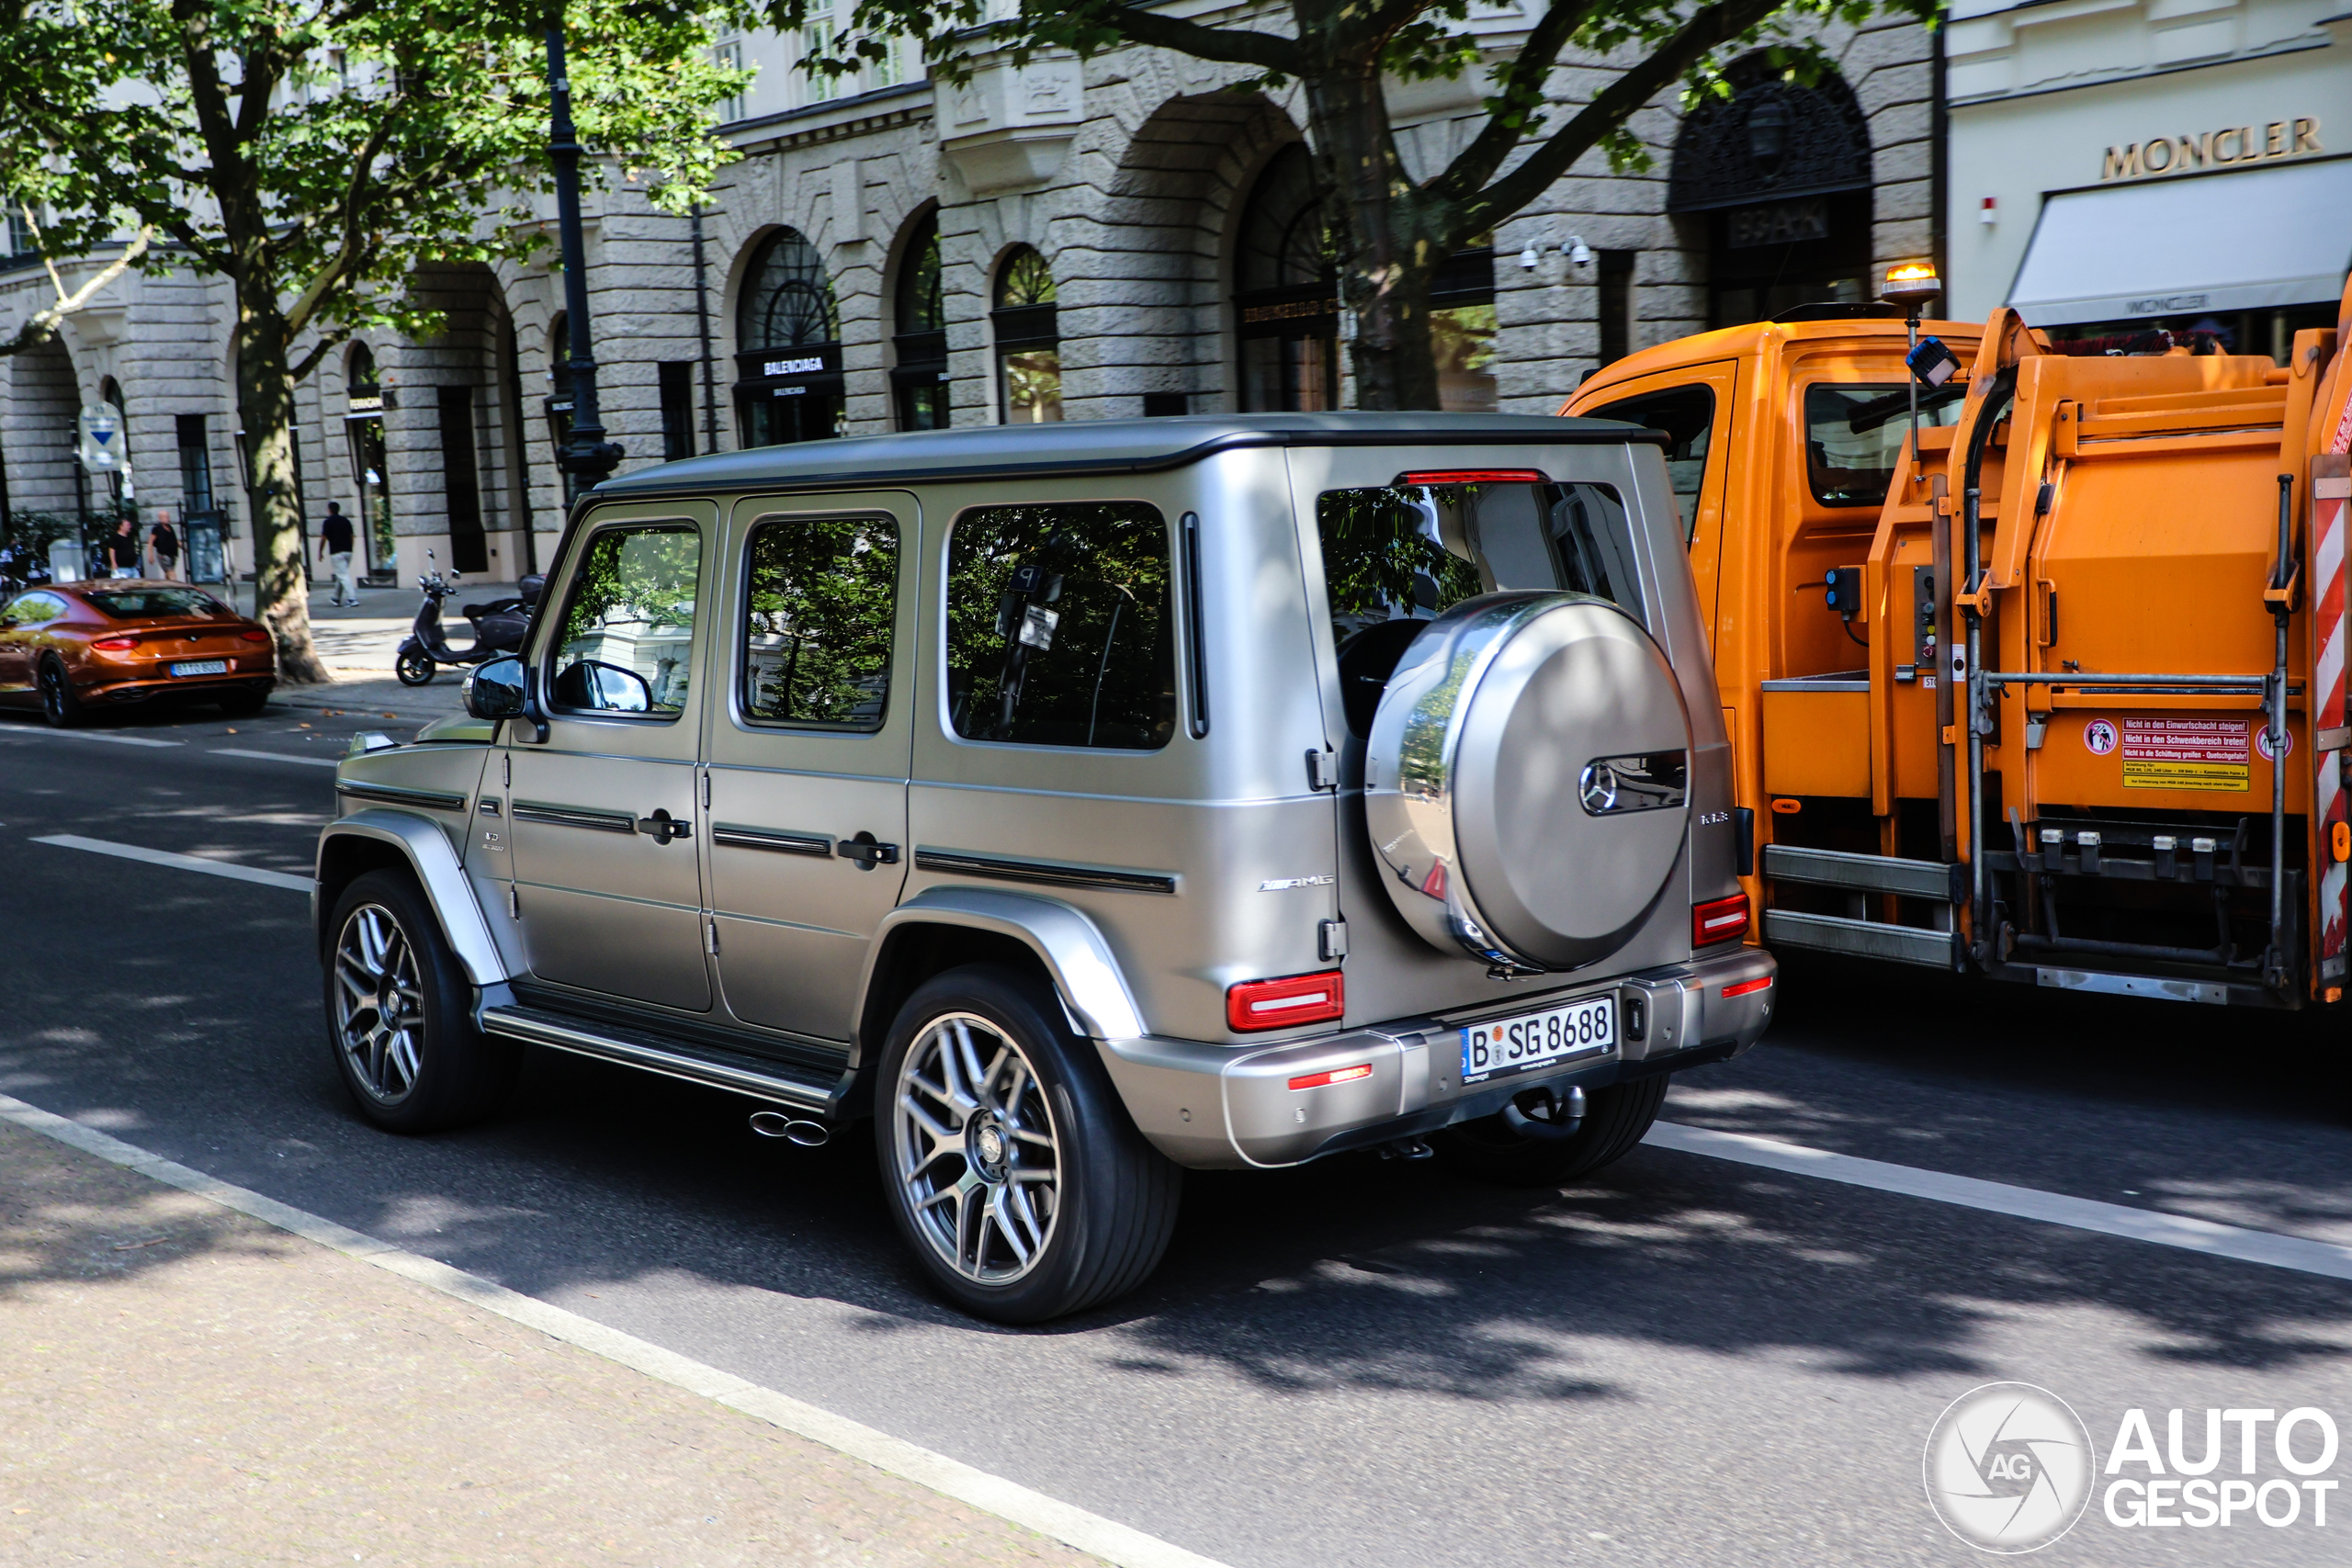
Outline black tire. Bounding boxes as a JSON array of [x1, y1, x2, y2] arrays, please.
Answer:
[[874, 964, 1181, 1324], [216, 685, 269, 716], [1433, 1073, 1669, 1188], [323, 869, 518, 1133], [395, 649, 435, 686], [37, 658, 84, 728]]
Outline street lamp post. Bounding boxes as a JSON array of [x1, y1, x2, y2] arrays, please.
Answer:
[[546, 19, 623, 498]]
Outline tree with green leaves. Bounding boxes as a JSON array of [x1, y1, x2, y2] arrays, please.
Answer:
[[795, 0, 1928, 411], [1, 0, 744, 678]]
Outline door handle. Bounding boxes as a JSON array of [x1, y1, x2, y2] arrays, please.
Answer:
[[837, 831, 899, 871], [636, 808, 693, 845]]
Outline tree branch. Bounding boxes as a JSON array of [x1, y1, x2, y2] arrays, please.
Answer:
[[1462, 0, 1785, 231], [288, 322, 356, 381], [1081, 4, 1304, 73], [1425, 0, 1602, 204], [274, 92, 405, 338], [0, 227, 153, 358]]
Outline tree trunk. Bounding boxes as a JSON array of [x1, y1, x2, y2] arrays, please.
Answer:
[[232, 288, 329, 682], [1306, 67, 1446, 412]]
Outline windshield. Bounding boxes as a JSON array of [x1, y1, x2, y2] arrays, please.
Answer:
[[82, 588, 234, 620], [1804, 382, 1965, 509]]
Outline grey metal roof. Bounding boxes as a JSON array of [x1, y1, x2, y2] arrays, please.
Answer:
[[590, 412, 1659, 500]]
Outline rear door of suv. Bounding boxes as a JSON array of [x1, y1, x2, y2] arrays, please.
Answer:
[[703, 491, 919, 1044]]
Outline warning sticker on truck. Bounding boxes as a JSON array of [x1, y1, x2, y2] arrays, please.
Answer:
[[2117, 717, 2250, 792]]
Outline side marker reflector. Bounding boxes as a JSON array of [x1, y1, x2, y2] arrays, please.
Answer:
[[1288, 1064, 1374, 1091], [1723, 976, 1773, 999]]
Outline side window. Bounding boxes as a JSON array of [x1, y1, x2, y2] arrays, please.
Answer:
[[1317, 481, 1644, 734], [4, 592, 64, 626], [945, 502, 1175, 750], [741, 514, 897, 729], [1803, 382, 1965, 509], [1585, 384, 1714, 539], [548, 524, 702, 717]]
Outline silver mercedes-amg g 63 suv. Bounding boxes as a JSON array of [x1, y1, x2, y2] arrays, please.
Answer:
[[315, 413, 1773, 1322]]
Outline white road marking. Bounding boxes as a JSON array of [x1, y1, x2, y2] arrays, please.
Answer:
[[1647, 1121, 2352, 1282], [30, 833, 311, 893], [0, 725, 182, 748], [209, 747, 340, 768], [0, 1091, 1236, 1568]]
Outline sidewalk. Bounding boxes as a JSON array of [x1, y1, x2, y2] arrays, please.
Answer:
[[273, 579, 515, 724], [0, 1116, 1102, 1567]]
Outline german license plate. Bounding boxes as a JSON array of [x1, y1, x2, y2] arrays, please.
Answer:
[[170, 660, 229, 677], [1461, 995, 1617, 1086]]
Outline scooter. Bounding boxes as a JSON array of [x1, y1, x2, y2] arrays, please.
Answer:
[[394, 552, 544, 686]]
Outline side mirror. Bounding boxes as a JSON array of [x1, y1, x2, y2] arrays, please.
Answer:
[[550, 658, 652, 714], [465, 655, 527, 720]]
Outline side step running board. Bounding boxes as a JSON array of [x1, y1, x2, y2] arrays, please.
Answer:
[[1763, 844, 1965, 903], [479, 1003, 838, 1112], [1762, 908, 1962, 970]]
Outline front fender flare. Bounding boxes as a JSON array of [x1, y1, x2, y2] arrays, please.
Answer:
[[860, 886, 1146, 1041], [314, 809, 509, 987]]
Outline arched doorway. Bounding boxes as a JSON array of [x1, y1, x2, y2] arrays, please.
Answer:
[[1668, 61, 1874, 328], [735, 228, 844, 446], [1234, 144, 1337, 412]]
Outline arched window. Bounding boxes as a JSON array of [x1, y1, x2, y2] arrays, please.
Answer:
[[345, 344, 393, 570], [892, 209, 948, 431], [735, 228, 845, 446], [992, 247, 1059, 423], [1234, 144, 1337, 412], [1667, 56, 1873, 329]]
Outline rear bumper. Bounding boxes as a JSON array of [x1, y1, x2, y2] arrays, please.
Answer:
[[1096, 946, 1777, 1169], [85, 670, 275, 703]]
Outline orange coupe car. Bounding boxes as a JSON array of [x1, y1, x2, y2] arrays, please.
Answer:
[[0, 581, 277, 726]]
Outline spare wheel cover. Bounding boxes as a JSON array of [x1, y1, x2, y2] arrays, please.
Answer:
[[1364, 592, 1691, 969]]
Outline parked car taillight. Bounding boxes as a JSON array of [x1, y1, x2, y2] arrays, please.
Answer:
[[1692, 892, 1750, 948], [1227, 970, 1345, 1032], [89, 636, 137, 651], [238, 628, 270, 643]]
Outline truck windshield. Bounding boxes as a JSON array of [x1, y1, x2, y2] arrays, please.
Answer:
[[1804, 382, 1963, 509], [1317, 479, 1641, 734]]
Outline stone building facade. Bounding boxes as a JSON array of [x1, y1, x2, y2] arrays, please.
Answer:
[[0, 11, 1939, 584]]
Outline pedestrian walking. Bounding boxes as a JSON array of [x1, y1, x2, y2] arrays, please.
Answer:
[[102, 518, 142, 579], [319, 502, 357, 607], [146, 516, 181, 581]]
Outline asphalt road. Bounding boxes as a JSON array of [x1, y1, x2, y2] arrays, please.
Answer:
[[3, 697, 2348, 1568]]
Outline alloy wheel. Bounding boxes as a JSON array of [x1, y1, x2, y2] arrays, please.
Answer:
[[332, 903, 426, 1103], [892, 1012, 1062, 1284]]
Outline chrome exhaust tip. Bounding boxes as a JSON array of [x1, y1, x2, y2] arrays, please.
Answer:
[[748, 1111, 830, 1146]]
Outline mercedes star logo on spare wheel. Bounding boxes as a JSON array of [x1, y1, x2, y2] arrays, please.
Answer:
[[1923, 1382, 2096, 1553], [1578, 760, 1620, 814]]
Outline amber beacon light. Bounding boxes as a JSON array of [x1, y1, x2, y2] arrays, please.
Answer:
[[1880, 260, 1942, 311]]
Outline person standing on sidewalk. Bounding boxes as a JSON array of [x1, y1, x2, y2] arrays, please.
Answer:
[[318, 502, 357, 607], [146, 515, 181, 581], [102, 517, 141, 579]]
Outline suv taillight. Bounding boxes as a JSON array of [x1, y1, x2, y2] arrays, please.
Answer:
[[1227, 970, 1345, 1032], [1693, 892, 1750, 948]]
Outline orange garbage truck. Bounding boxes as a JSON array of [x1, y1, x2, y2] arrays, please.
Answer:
[[1563, 282, 2352, 1011]]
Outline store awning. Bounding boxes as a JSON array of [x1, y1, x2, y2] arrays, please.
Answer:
[[2007, 157, 2352, 325]]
